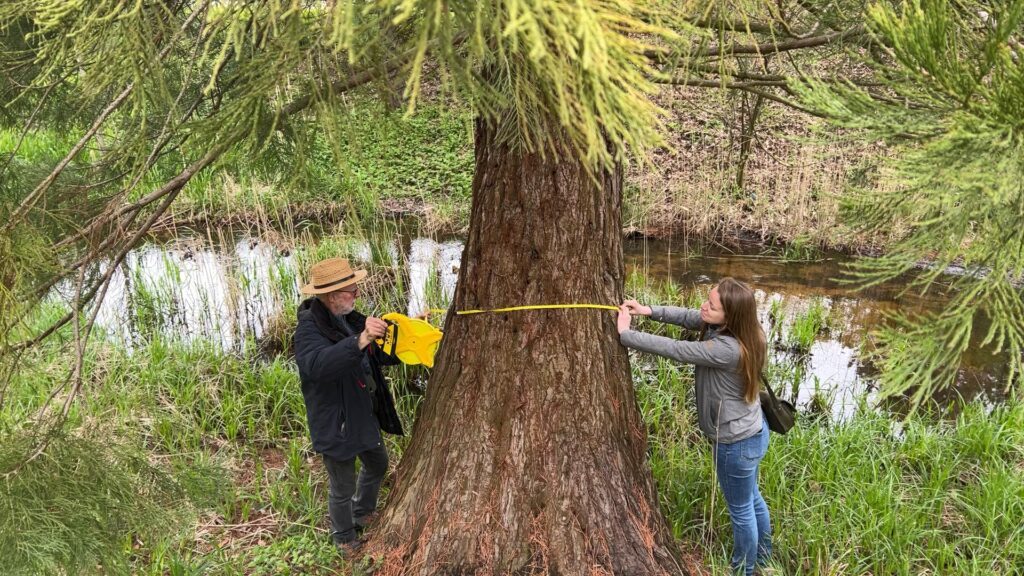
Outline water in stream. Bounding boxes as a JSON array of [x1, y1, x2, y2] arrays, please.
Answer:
[[64, 229, 1008, 421]]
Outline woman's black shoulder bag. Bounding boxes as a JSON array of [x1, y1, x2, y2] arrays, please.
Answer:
[[759, 372, 796, 434]]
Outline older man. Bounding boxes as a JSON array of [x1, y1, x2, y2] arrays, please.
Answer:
[[294, 257, 404, 555]]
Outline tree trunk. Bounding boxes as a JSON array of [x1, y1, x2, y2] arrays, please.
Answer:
[[368, 118, 688, 575]]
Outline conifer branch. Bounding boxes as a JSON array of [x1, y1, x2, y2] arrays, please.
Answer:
[[8, 30, 465, 355], [0, 0, 211, 235]]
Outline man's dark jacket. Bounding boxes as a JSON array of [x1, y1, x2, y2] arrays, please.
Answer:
[[294, 298, 404, 462]]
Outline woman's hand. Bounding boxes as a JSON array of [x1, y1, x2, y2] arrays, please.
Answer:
[[622, 299, 652, 317], [617, 305, 633, 334]]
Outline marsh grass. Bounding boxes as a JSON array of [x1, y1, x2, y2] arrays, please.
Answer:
[[786, 298, 829, 354], [766, 296, 786, 345]]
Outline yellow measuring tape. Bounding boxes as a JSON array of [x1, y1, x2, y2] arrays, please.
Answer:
[[429, 304, 620, 315], [383, 304, 619, 368]]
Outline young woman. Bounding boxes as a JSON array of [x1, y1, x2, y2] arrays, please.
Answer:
[[617, 277, 771, 575]]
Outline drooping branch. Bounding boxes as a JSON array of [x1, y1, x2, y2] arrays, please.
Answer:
[[0, 0, 210, 235], [5, 33, 461, 356], [5, 164, 192, 476], [0, 140, 225, 356]]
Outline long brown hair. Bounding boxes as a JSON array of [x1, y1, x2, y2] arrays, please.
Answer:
[[715, 277, 766, 403]]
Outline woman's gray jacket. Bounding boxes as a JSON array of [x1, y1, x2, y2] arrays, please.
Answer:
[[620, 305, 762, 444]]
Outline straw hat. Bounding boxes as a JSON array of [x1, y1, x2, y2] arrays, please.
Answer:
[[300, 257, 368, 295]]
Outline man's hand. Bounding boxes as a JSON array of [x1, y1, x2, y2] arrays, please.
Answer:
[[621, 299, 652, 317], [358, 317, 388, 349]]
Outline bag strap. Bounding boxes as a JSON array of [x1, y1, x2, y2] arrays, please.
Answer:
[[760, 371, 780, 402]]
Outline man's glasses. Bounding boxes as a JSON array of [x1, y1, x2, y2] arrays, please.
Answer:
[[338, 287, 359, 295]]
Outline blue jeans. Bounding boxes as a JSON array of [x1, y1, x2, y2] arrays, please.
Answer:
[[714, 419, 771, 575]]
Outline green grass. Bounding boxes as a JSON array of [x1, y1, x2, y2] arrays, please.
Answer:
[[9, 334, 1019, 575], [786, 297, 829, 354], [2, 97, 475, 237], [767, 296, 786, 345], [0, 128, 81, 167]]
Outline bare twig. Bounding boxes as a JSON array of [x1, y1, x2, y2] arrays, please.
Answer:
[[736, 56, 771, 191], [645, 25, 867, 63], [669, 77, 789, 88], [1, 84, 135, 235], [698, 26, 866, 58], [683, 15, 798, 37]]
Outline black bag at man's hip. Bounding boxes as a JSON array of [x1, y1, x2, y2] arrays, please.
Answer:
[[759, 373, 796, 434]]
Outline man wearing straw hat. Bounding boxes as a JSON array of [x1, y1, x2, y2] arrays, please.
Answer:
[[294, 257, 404, 556]]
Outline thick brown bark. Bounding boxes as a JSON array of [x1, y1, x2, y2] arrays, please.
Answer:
[[368, 119, 688, 575]]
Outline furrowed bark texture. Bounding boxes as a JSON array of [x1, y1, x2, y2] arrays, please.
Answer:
[[369, 119, 688, 575]]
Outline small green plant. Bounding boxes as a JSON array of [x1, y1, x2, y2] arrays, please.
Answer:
[[787, 298, 829, 354], [778, 235, 820, 262], [767, 296, 786, 344], [247, 533, 340, 575]]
